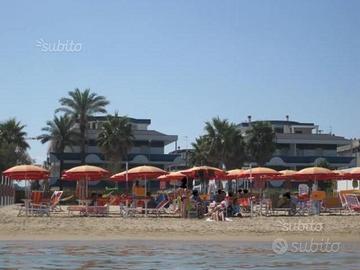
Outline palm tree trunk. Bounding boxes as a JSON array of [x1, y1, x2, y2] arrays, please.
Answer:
[[80, 123, 86, 164], [59, 158, 64, 190]]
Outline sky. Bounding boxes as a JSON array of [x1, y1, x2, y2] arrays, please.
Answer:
[[0, 0, 359, 163]]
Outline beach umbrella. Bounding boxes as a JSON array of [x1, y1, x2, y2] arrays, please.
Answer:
[[157, 171, 186, 181], [225, 169, 245, 179], [241, 167, 280, 180], [3, 165, 49, 180], [333, 169, 351, 180], [157, 171, 186, 193], [111, 165, 167, 181], [272, 170, 297, 180], [293, 167, 338, 181], [111, 165, 167, 216], [180, 166, 226, 179], [3, 165, 49, 199], [62, 165, 110, 200], [349, 167, 360, 179]]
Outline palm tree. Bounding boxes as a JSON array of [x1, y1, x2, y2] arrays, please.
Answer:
[[56, 88, 109, 164], [203, 117, 246, 169], [0, 118, 29, 151], [38, 115, 79, 189], [245, 121, 275, 166], [97, 113, 134, 173], [189, 136, 213, 167], [190, 118, 246, 169]]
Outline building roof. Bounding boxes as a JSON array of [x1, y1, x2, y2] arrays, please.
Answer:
[[239, 120, 315, 127], [132, 130, 178, 144], [88, 115, 151, 124]]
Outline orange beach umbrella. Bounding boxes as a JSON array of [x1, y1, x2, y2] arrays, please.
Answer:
[[62, 165, 110, 200], [62, 165, 110, 181], [349, 167, 360, 179], [111, 165, 167, 181], [293, 167, 338, 181], [180, 166, 226, 179], [272, 169, 297, 180], [241, 167, 280, 180], [225, 169, 245, 179], [157, 171, 186, 181], [3, 165, 49, 180]]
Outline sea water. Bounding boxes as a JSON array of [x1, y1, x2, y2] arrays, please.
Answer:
[[0, 240, 359, 269]]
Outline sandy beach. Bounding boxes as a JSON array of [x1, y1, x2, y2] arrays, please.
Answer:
[[0, 205, 359, 242]]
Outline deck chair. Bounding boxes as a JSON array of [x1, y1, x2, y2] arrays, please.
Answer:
[[147, 199, 170, 216], [49, 191, 64, 212], [18, 191, 50, 217], [321, 196, 344, 214], [344, 194, 360, 213]]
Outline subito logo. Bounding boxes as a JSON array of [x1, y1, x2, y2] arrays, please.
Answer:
[[272, 238, 288, 255]]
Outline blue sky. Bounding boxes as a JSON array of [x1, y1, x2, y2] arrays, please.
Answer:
[[0, 0, 359, 163]]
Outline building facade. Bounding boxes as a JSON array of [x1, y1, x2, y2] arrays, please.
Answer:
[[337, 139, 360, 167], [237, 117, 354, 169], [48, 116, 182, 181]]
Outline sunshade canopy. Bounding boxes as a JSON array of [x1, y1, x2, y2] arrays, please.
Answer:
[[3, 165, 49, 180], [111, 165, 167, 181], [62, 165, 110, 181]]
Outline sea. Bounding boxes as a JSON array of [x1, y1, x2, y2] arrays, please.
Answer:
[[0, 240, 359, 269]]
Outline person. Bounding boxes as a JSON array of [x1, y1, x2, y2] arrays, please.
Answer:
[[146, 192, 157, 208], [215, 189, 226, 203], [89, 192, 97, 206], [228, 191, 240, 217]]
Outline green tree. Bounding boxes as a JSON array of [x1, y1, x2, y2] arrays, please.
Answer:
[[97, 113, 134, 173], [38, 115, 79, 189], [190, 117, 246, 169], [0, 118, 29, 151], [56, 88, 109, 164], [0, 118, 31, 171], [245, 121, 275, 166], [189, 136, 213, 167]]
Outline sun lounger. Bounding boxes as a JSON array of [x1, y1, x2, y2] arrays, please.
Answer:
[[146, 199, 170, 216], [321, 196, 344, 214], [68, 197, 116, 217], [17, 191, 50, 217], [344, 194, 360, 213]]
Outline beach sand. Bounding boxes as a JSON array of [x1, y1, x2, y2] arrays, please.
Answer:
[[0, 205, 359, 242]]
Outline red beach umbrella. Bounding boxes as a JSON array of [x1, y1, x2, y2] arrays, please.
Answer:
[[62, 165, 110, 200], [272, 169, 297, 180], [349, 167, 360, 179], [225, 169, 245, 179], [293, 167, 338, 181], [180, 166, 226, 179], [111, 165, 167, 216], [111, 165, 167, 181], [157, 171, 186, 181], [62, 165, 110, 180], [3, 165, 49, 180], [241, 167, 280, 180]]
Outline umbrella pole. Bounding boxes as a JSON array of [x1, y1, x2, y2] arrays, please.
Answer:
[[145, 176, 147, 217]]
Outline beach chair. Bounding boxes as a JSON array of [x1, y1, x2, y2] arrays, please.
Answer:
[[321, 196, 344, 214], [147, 199, 170, 216], [18, 191, 51, 217], [343, 194, 360, 213], [49, 191, 64, 212]]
